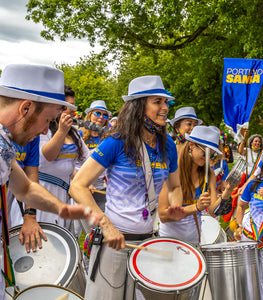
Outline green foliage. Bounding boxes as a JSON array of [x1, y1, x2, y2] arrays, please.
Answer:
[[26, 0, 263, 130], [56, 52, 122, 115]]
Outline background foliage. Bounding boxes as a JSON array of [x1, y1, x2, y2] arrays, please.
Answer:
[[26, 0, 263, 135]]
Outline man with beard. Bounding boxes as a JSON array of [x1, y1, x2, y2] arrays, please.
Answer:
[[0, 64, 99, 299]]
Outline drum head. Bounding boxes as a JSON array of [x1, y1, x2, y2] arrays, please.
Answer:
[[128, 237, 206, 292], [200, 215, 220, 245], [4, 223, 80, 291], [201, 241, 258, 251], [14, 284, 83, 299]]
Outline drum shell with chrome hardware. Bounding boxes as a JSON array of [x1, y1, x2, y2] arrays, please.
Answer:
[[13, 284, 84, 299], [225, 157, 247, 186], [200, 215, 227, 245], [2, 223, 86, 298], [201, 241, 261, 300], [127, 237, 207, 300]]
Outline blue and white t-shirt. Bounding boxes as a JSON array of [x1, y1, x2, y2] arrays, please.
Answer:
[[91, 135, 178, 234], [241, 180, 263, 231]]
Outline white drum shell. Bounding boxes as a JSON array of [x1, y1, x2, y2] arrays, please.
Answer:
[[127, 237, 207, 300], [2, 223, 86, 298], [200, 215, 227, 245]]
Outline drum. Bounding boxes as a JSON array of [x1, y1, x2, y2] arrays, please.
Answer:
[[127, 237, 207, 300], [3, 223, 86, 298], [201, 241, 261, 300], [13, 284, 84, 299], [225, 157, 247, 186], [200, 215, 227, 245]]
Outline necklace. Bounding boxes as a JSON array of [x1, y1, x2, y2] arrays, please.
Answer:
[[142, 135, 156, 147]]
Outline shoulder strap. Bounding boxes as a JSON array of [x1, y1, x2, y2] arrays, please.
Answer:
[[139, 142, 156, 213]]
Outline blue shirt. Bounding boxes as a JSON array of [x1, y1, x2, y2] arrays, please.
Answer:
[[91, 134, 178, 233], [13, 136, 40, 169]]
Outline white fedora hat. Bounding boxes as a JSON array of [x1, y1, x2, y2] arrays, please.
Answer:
[[170, 107, 202, 127], [185, 125, 222, 154], [85, 100, 111, 116], [0, 64, 76, 110], [122, 75, 174, 102]]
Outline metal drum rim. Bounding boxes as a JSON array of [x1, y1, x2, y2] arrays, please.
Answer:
[[8, 222, 81, 288], [13, 284, 84, 299], [127, 236, 207, 292]]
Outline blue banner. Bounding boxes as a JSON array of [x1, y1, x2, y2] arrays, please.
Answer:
[[222, 58, 263, 141]]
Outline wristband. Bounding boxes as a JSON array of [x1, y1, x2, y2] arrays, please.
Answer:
[[196, 203, 201, 212], [24, 208, 36, 216], [237, 223, 243, 228]]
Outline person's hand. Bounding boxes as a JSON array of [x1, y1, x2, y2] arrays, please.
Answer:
[[243, 129, 249, 139], [238, 185, 245, 196], [59, 204, 102, 226], [234, 227, 242, 241], [58, 112, 73, 134], [167, 205, 186, 221], [197, 192, 211, 210], [89, 184, 96, 194], [101, 223, 125, 250], [19, 215, 47, 253]]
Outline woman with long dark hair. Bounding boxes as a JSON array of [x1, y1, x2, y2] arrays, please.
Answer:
[[70, 75, 185, 300]]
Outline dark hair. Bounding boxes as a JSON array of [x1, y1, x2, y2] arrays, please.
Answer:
[[171, 119, 183, 141], [49, 119, 84, 161], [251, 167, 263, 192], [64, 85, 75, 98], [107, 97, 167, 162]]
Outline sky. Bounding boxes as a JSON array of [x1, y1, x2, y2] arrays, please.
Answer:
[[0, 0, 102, 70]]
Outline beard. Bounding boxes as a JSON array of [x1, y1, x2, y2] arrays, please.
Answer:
[[14, 111, 40, 146]]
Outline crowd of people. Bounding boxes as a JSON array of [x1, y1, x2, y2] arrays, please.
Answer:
[[0, 63, 263, 300]]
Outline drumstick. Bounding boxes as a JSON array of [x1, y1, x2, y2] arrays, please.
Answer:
[[205, 147, 210, 192], [125, 243, 173, 259], [55, 293, 68, 300], [94, 189, 106, 195]]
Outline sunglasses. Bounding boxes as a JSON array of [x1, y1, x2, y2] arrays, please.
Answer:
[[93, 111, 109, 120], [196, 144, 217, 160]]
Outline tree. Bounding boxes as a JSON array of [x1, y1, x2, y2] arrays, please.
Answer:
[[27, 0, 263, 128], [57, 53, 121, 115]]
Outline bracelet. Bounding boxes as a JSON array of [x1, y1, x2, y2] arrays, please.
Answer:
[[237, 223, 243, 228], [24, 208, 36, 216], [196, 203, 201, 212]]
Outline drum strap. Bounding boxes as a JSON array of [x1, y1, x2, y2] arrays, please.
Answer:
[[243, 214, 263, 249], [193, 213, 201, 243], [0, 184, 16, 287], [139, 142, 158, 232], [39, 172, 70, 192]]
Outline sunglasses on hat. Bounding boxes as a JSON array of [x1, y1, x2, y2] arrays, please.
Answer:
[[196, 144, 217, 160], [93, 111, 109, 120]]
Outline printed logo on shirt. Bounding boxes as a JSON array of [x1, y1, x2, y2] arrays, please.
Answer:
[[16, 152, 26, 161], [94, 148, 104, 156], [88, 143, 99, 149], [254, 193, 263, 201], [136, 159, 167, 169]]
